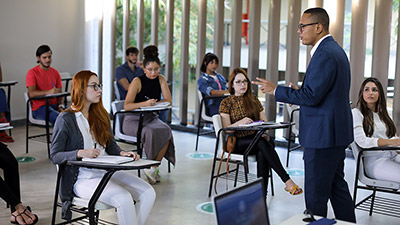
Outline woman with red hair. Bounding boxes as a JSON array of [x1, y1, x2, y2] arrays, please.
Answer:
[[50, 70, 155, 225]]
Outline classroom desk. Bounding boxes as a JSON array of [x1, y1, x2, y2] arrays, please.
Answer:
[[278, 214, 359, 225], [223, 122, 293, 175], [26, 92, 70, 156], [113, 106, 172, 157], [208, 122, 293, 197], [52, 159, 160, 225]]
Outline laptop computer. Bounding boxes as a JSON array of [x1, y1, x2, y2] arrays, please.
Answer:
[[213, 178, 270, 225]]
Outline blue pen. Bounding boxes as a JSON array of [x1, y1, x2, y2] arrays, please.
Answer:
[[51, 81, 55, 88]]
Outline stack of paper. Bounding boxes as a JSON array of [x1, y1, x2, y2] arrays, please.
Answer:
[[0, 123, 10, 128]]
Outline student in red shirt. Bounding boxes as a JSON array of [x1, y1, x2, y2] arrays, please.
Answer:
[[26, 45, 63, 123]]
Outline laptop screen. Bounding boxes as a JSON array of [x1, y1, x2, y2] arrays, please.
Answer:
[[213, 178, 269, 225]]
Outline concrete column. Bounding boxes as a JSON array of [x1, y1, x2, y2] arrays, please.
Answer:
[[165, 0, 174, 123], [230, 0, 243, 71], [265, 0, 281, 122], [165, 0, 174, 83], [371, 0, 393, 94], [122, 0, 129, 63], [179, 0, 190, 125], [195, 0, 207, 126], [101, 0, 116, 112], [247, 0, 262, 90], [151, 0, 159, 45], [285, 0, 302, 85], [349, 0, 369, 108], [137, 0, 144, 60], [325, 0, 345, 46], [214, 0, 224, 74], [392, 7, 400, 127]]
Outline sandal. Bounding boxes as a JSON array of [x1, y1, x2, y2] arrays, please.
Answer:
[[10, 207, 38, 225], [285, 184, 303, 195]]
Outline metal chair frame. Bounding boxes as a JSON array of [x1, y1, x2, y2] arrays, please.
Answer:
[[351, 143, 400, 218]]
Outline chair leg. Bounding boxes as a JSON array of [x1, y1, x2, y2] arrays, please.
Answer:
[[269, 167, 274, 196], [286, 136, 292, 167], [234, 164, 240, 187], [46, 123, 51, 159], [195, 120, 202, 151], [26, 116, 29, 154], [369, 189, 377, 216], [208, 158, 218, 197], [168, 161, 171, 173]]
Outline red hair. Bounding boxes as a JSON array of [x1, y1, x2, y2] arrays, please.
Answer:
[[69, 70, 111, 147]]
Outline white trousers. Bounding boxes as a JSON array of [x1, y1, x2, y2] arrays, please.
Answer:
[[365, 154, 400, 183], [74, 171, 156, 225]]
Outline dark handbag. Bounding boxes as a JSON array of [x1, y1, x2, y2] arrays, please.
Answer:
[[214, 135, 237, 194]]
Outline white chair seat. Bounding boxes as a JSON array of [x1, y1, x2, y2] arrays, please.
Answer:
[[25, 92, 47, 126], [351, 142, 400, 190]]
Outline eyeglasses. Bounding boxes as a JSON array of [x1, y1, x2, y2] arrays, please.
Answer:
[[87, 84, 103, 91], [297, 22, 318, 32], [146, 68, 160, 73], [234, 80, 249, 85]]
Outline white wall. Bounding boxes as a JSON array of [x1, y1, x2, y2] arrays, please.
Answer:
[[0, 0, 85, 120]]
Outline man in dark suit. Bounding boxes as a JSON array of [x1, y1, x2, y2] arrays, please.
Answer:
[[253, 8, 356, 222]]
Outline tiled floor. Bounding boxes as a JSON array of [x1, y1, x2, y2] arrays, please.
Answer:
[[0, 126, 399, 224]]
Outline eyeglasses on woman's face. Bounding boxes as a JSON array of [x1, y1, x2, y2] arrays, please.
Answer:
[[87, 84, 103, 91]]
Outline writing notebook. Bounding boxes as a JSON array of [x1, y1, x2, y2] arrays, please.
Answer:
[[82, 156, 134, 164]]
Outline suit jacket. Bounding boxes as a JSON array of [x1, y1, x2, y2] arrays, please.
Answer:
[[275, 36, 353, 149]]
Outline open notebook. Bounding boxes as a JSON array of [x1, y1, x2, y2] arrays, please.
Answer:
[[238, 121, 275, 127], [82, 156, 134, 164]]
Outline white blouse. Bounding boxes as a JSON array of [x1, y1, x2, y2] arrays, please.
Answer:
[[352, 108, 398, 158], [75, 111, 106, 179]]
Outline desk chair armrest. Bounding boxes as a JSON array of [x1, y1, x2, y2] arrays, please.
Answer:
[[0, 80, 18, 86], [28, 92, 70, 101]]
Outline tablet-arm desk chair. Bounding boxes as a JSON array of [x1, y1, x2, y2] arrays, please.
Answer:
[[208, 114, 274, 197], [285, 104, 301, 167], [195, 91, 227, 151], [111, 100, 171, 173], [51, 165, 114, 225], [350, 142, 400, 218]]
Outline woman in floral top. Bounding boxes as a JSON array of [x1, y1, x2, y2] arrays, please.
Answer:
[[219, 68, 303, 195]]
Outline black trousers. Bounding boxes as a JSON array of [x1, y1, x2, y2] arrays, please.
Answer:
[[0, 142, 21, 213], [235, 134, 290, 188]]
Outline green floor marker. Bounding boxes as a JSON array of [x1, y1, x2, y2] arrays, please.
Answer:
[[16, 156, 36, 163], [287, 169, 304, 177], [186, 152, 214, 160], [196, 202, 214, 214]]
